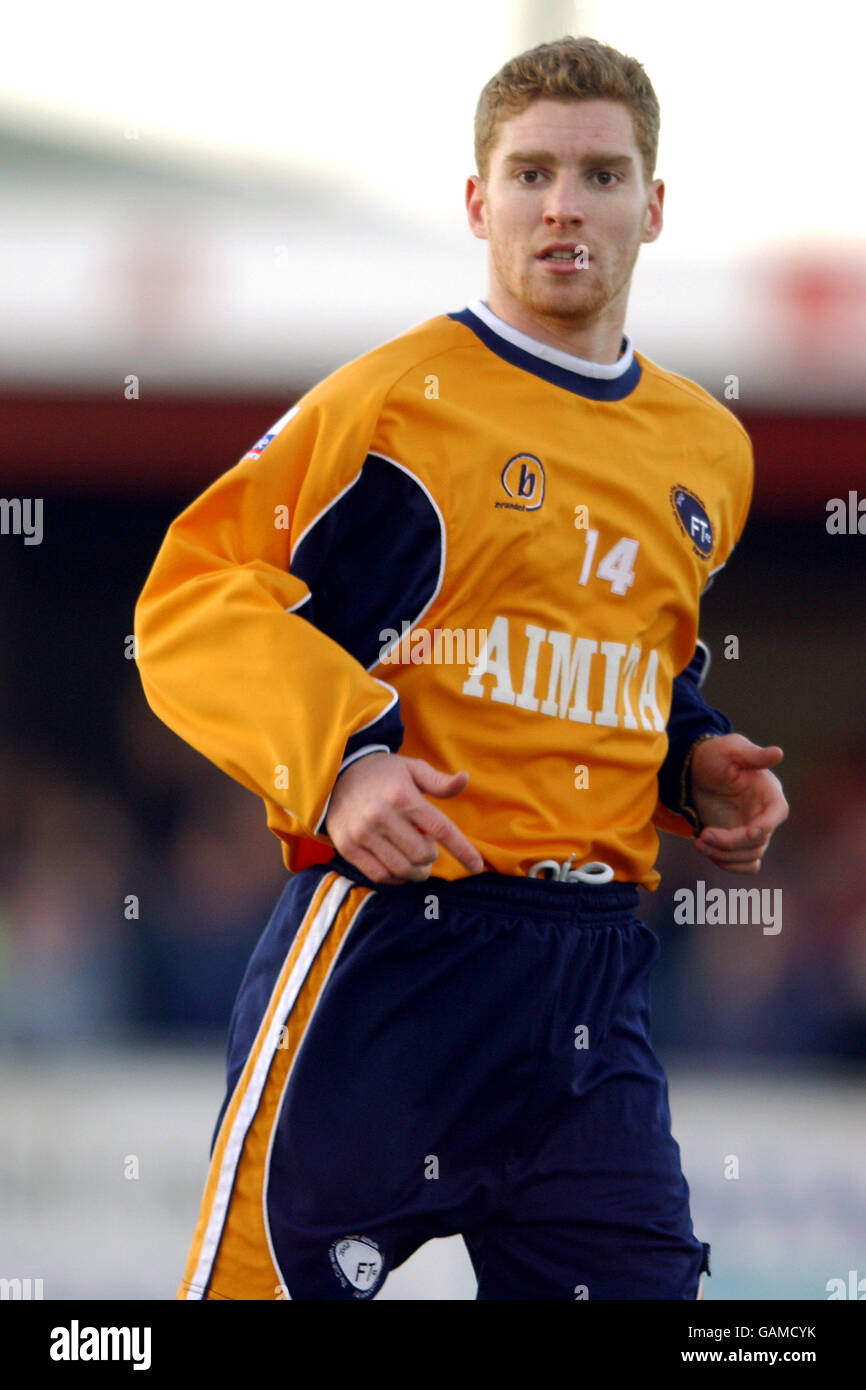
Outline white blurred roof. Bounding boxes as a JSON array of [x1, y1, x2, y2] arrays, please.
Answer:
[[2, 0, 865, 407], [3, 120, 864, 408]]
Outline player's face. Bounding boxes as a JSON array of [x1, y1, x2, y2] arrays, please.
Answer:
[[466, 99, 663, 346]]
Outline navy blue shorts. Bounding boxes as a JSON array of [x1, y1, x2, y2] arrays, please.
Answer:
[[179, 858, 709, 1301]]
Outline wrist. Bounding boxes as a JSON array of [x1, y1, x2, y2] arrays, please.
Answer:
[[683, 732, 724, 834]]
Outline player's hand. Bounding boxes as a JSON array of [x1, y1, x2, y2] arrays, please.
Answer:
[[689, 734, 789, 875], [324, 752, 485, 885]]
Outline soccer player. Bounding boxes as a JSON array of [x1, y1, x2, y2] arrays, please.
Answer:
[[135, 35, 788, 1300]]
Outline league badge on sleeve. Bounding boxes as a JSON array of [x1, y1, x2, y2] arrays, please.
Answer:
[[670, 484, 714, 558], [244, 404, 300, 460]]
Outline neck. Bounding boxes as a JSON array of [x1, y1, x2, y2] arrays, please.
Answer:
[[484, 283, 627, 365]]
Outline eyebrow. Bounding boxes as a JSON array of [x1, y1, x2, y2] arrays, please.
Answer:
[[502, 149, 635, 168]]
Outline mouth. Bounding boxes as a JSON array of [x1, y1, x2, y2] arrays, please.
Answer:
[[536, 243, 590, 273]]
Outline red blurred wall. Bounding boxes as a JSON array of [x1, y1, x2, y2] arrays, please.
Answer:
[[2, 393, 864, 515]]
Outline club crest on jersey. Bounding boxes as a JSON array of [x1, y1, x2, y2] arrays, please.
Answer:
[[329, 1236, 384, 1298], [496, 453, 545, 512], [670, 485, 714, 558]]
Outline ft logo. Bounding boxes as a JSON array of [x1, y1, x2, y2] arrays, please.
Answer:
[[670, 484, 714, 558], [499, 454, 545, 512], [329, 1236, 384, 1298]]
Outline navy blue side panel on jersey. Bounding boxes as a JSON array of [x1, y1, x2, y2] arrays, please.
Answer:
[[290, 452, 443, 670], [658, 645, 732, 826], [448, 307, 642, 402]]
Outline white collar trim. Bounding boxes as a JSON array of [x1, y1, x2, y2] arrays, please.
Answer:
[[467, 297, 634, 380]]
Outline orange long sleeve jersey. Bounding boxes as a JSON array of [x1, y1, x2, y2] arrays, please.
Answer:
[[134, 299, 752, 890]]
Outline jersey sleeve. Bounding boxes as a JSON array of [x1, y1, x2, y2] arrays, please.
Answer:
[[653, 422, 753, 839], [133, 390, 404, 861], [653, 642, 732, 837]]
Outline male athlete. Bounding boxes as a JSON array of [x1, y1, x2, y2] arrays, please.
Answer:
[[135, 36, 788, 1300]]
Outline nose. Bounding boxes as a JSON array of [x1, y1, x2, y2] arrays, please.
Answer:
[[542, 173, 585, 226]]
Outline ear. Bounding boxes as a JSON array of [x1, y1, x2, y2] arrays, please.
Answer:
[[641, 178, 664, 245], [465, 174, 489, 241]]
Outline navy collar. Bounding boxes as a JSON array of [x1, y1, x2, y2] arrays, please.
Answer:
[[448, 298, 641, 402]]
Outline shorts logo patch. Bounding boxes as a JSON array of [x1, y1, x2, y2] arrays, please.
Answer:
[[329, 1236, 384, 1297], [671, 484, 714, 558]]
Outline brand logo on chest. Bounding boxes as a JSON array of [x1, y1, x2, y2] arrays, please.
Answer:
[[495, 453, 546, 512]]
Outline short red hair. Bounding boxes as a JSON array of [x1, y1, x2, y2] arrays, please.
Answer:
[[474, 35, 660, 185]]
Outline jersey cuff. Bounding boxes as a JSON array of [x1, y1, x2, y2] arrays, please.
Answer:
[[314, 699, 405, 833]]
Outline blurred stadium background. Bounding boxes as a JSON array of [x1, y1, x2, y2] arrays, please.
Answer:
[[1, 0, 864, 1300]]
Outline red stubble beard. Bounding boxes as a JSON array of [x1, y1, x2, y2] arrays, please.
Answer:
[[490, 232, 640, 327], [528, 257, 607, 323]]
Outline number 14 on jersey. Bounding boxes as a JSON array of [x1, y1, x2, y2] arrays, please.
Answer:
[[577, 530, 639, 596]]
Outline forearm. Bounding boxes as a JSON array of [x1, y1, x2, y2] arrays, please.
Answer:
[[655, 642, 732, 833]]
